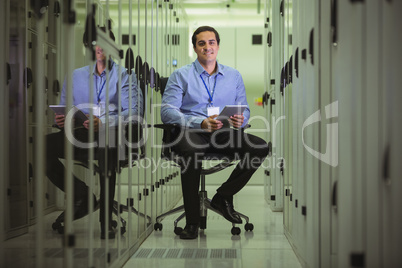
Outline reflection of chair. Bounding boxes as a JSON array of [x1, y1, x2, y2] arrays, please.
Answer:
[[50, 146, 122, 234], [51, 123, 151, 235], [52, 49, 151, 236], [153, 78, 254, 236]]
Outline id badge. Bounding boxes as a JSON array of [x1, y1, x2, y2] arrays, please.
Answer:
[[93, 102, 105, 117], [93, 106, 101, 117], [207, 106, 220, 117]]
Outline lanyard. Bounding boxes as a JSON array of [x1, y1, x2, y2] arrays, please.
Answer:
[[200, 74, 217, 106], [96, 78, 106, 104]]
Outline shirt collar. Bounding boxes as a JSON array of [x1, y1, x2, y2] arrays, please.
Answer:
[[92, 60, 114, 76], [194, 58, 224, 76]]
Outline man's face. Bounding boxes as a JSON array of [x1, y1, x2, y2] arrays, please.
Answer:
[[194, 31, 219, 64], [95, 46, 106, 63]]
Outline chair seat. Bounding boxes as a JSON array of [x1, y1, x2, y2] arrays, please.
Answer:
[[200, 153, 236, 175]]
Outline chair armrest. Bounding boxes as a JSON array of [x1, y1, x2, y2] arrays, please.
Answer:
[[154, 122, 252, 162], [153, 123, 182, 160], [154, 123, 179, 130]]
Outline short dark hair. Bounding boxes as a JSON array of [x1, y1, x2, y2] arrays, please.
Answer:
[[192, 26, 220, 48]]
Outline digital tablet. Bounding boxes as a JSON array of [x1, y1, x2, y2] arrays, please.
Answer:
[[49, 105, 88, 122], [216, 105, 248, 121]]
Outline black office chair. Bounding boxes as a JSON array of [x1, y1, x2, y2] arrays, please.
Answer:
[[49, 154, 114, 235], [152, 78, 254, 236], [51, 51, 150, 235], [50, 123, 151, 235]]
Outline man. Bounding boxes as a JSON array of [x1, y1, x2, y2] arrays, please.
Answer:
[[46, 28, 142, 239], [161, 26, 269, 239]]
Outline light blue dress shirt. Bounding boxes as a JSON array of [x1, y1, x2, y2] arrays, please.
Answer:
[[161, 59, 250, 129], [60, 61, 142, 126]]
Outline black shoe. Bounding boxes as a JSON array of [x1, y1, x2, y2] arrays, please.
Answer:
[[100, 223, 116, 239], [180, 224, 199, 240], [210, 194, 242, 224], [73, 195, 97, 220]]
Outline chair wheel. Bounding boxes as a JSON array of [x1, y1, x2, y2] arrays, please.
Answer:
[[111, 220, 118, 228], [174, 227, 183, 235], [52, 221, 62, 231], [154, 222, 163, 231], [231, 226, 241, 235], [245, 223, 254, 232]]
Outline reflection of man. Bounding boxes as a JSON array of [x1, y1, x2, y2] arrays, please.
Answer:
[[46, 27, 142, 239], [161, 26, 269, 239]]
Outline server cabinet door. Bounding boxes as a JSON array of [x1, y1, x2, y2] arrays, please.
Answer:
[[336, 0, 365, 267], [283, 0, 294, 236], [7, 0, 29, 238], [269, 0, 284, 213], [363, 1, 382, 267], [319, 0, 339, 267], [381, 0, 402, 267]]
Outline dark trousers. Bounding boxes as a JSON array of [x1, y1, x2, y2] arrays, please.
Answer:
[[172, 128, 269, 224], [46, 127, 116, 224]]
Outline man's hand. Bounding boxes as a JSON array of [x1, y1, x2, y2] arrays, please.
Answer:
[[229, 114, 244, 129], [201, 115, 223, 132], [83, 115, 101, 132], [55, 114, 65, 128]]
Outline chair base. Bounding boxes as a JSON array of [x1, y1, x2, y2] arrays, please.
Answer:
[[51, 200, 152, 237], [154, 190, 253, 236]]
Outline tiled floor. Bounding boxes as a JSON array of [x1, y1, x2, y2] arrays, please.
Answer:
[[122, 185, 302, 268], [2, 185, 301, 268]]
